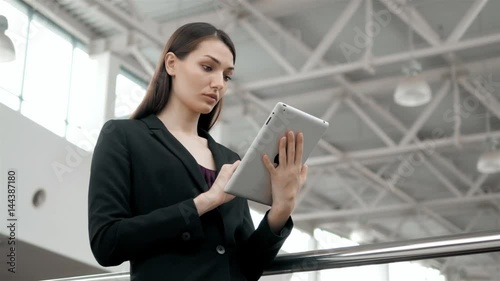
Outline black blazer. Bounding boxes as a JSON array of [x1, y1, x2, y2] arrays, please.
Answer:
[[88, 114, 293, 281]]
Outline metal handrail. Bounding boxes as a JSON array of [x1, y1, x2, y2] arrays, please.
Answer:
[[43, 230, 500, 281]]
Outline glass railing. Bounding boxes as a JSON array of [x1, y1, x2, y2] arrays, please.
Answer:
[[42, 230, 500, 281]]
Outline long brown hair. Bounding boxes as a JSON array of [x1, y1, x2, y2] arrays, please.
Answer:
[[130, 22, 236, 132]]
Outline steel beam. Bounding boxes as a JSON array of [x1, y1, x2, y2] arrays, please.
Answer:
[[130, 46, 154, 76], [85, 0, 164, 48], [344, 98, 396, 147], [15, 0, 95, 43], [422, 155, 463, 198], [363, 0, 374, 70], [307, 130, 500, 166], [378, 0, 441, 46], [459, 77, 500, 120], [399, 80, 451, 146], [301, 0, 362, 72], [241, 32, 500, 91], [239, 19, 297, 75], [293, 192, 500, 222], [467, 174, 489, 197], [446, 0, 489, 44], [430, 154, 475, 187]]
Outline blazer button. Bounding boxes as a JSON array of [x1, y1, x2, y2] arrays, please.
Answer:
[[182, 232, 191, 241], [216, 245, 225, 255]]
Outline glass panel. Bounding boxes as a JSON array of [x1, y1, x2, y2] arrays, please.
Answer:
[[65, 48, 99, 151], [114, 73, 146, 118], [67, 47, 98, 127], [21, 14, 73, 135], [0, 1, 29, 98]]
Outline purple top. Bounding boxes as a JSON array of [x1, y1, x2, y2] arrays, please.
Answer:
[[199, 165, 216, 187]]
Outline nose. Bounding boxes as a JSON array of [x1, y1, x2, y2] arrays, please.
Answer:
[[210, 73, 224, 91]]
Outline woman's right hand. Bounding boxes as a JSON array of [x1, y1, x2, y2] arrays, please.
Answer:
[[194, 160, 240, 215]]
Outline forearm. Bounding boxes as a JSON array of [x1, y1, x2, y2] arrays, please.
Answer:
[[267, 203, 294, 234], [193, 192, 220, 216]]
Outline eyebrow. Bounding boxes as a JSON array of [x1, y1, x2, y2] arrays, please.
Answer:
[[204, 55, 234, 71]]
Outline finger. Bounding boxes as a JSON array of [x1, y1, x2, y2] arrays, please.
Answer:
[[220, 164, 230, 173], [295, 132, 304, 165], [262, 154, 276, 173], [229, 160, 241, 173], [287, 131, 295, 166], [301, 164, 309, 182], [279, 136, 286, 167], [219, 163, 234, 179]]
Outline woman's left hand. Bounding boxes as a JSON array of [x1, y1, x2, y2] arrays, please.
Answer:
[[262, 130, 308, 232]]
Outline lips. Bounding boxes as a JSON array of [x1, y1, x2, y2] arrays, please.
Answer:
[[203, 93, 218, 102]]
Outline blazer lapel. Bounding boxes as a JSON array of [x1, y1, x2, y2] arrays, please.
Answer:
[[198, 128, 226, 175], [140, 114, 208, 193]]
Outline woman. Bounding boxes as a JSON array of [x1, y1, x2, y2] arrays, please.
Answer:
[[88, 22, 308, 281]]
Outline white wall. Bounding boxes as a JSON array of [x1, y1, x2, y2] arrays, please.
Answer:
[[0, 103, 129, 273]]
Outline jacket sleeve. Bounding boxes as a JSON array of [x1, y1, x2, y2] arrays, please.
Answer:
[[88, 120, 204, 267], [236, 199, 293, 281]]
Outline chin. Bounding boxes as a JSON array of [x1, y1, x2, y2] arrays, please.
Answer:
[[198, 105, 215, 115]]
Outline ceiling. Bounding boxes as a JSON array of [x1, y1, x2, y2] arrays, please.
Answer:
[[11, 0, 500, 279]]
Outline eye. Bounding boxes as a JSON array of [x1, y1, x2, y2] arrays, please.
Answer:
[[202, 65, 212, 71], [224, 75, 232, 82]]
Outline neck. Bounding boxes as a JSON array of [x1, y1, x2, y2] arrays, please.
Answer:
[[156, 96, 200, 136]]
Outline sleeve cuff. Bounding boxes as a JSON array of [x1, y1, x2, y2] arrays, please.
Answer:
[[255, 210, 294, 246], [176, 198, 204, 242]]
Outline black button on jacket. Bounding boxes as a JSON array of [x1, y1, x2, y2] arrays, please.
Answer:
[[88, 114, 293, 281]]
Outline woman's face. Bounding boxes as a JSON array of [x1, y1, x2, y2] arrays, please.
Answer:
[[165, 38, 234, 114]]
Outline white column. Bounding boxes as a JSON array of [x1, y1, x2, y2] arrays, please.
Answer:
[[65, 51, 121, 152], [91, 51, 120, 122]]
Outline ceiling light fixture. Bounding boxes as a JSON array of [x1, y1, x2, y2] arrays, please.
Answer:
[[0, 15, 16, 63], [394, 5, 432, 107], [394, 60, 432, 107], [477, 149, 500, 174], [477, 110, 500, 174]]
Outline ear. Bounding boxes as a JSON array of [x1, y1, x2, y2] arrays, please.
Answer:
[[164, 52, 177, 76]]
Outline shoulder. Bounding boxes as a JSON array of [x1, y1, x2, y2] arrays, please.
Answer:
[[96, 119, 147, 146], [101, 118, 144, 130], [99, 118, 147, 135]]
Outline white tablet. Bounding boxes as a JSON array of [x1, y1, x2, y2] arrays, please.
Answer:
[[224, 102, 329, 206]]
